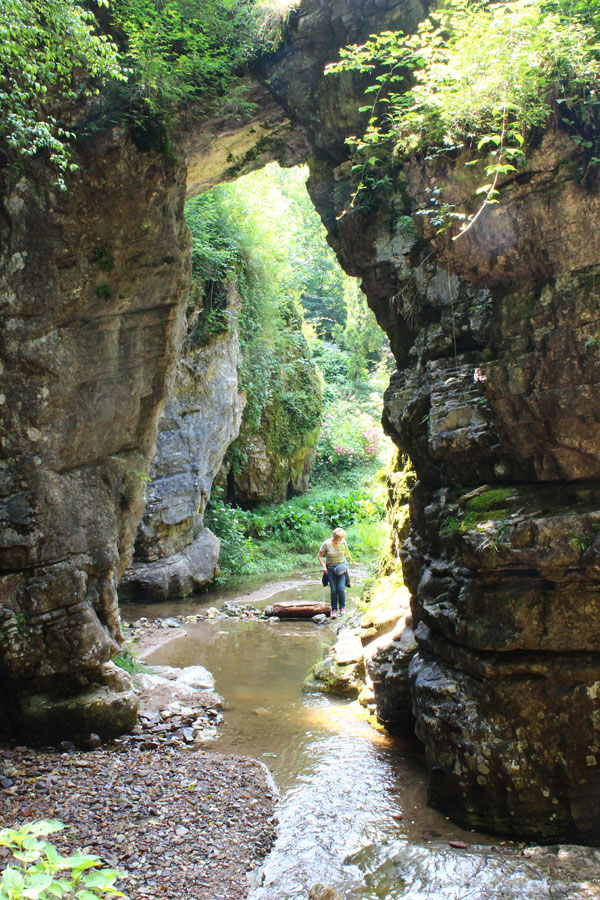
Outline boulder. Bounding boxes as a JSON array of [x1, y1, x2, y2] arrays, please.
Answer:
[[120, 530, 220, 601]]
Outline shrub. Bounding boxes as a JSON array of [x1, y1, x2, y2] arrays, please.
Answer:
[[113, 646, 146, 674], [316, 405, 381, 472], [204, 497, 259, 577], [327, 0, 600, 232]]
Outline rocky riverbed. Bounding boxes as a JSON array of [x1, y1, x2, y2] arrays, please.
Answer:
[[0, 744, 276, 899], [0, 615, 278, 900]]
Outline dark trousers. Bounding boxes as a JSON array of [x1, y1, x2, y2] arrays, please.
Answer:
[[327, 566, 346, 612]]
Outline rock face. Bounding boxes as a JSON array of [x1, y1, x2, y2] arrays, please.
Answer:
[[121, 283, 245, 600], [0, 128, 189, 740], [228, 430, 319, 507], [306, 122, 600, 841]]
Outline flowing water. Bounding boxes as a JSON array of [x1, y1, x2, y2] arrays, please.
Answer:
[[124, 577, 561, 900]]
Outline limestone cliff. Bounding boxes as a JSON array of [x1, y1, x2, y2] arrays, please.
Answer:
[[306, 129, 600, 842], [0, 129, 189, 740], [120, 282, 245, 601]]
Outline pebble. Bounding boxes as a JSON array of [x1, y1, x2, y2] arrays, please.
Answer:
[[0, 744, 276, 900], [81, 733, 103, 751]]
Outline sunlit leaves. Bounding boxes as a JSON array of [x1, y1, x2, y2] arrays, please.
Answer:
[[0, 820, 127, 900], [110, 0, 262, 113], [326, 0, 600, 232], [0, 0, 124, 187]]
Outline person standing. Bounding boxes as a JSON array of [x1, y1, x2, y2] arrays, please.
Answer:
[[318, 527, 351, 618]]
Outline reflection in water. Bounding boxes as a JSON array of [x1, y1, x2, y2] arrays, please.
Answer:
[[130, 581, 485, 898]]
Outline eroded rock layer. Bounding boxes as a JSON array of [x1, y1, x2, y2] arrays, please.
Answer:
[[305, 128, 600, 841], [120, 283, 245, 601]]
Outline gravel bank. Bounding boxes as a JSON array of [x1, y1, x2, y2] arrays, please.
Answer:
[[0, 743, 277, 899]]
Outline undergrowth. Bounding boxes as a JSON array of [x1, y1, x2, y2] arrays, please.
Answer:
[[205, 467, 388, 584]]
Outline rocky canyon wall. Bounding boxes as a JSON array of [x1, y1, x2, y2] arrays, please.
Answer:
[[304, 131, 600, 842], [1, 0, 600, 847], [120, 282, 245, 601], [0, 129, 189, 740]]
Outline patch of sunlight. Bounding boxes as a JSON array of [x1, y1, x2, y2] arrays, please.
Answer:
[[304, 703, 394, 745], [358, 568, 410, 622], [256, 0, 301, 38]]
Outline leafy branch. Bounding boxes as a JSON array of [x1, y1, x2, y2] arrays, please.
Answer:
[[0, 819, 127, 900], [326, 0, 600, 235]]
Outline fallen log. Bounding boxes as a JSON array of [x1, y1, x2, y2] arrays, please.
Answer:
[[265, 600, 330, 619]]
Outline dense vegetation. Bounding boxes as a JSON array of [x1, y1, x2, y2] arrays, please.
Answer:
[[188, 165, 393, 582], [185, 167, 323, 497], [327, 0, 600, 233], [0, 0, 297, 186]]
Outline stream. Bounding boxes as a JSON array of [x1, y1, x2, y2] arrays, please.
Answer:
[[121, 577, 599, 900]]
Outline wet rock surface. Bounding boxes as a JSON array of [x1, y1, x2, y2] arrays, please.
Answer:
[[0, 743, 276, 900], [345, 839, 600, 900], [305, 589, 411, 702]]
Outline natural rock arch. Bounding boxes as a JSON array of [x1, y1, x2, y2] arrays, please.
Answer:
[[1, 0, 600, 844]]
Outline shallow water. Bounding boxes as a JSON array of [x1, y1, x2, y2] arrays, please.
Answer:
[[122, 578, 494, 898]]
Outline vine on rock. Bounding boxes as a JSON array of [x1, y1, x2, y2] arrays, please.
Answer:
[[0, 0, 299, 187], [326, 0, 600, 236], [0, 0, 124, 188]]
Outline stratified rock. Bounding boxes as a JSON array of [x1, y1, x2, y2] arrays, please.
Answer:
[[20, 678, 136, 745], [303, 83, 600, 839], [0, 123, 190, 739], [367, 624, 418, 736], [2, 0, 600, 845], [122, 284, 245, 600]]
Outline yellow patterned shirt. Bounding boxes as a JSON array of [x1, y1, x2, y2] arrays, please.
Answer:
[[319, 538, 348, 566]]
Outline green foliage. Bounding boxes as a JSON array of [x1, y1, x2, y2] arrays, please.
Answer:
[[464, 487, 513, 514], [189, 164, 391, 581], [327, 0, 600, 232], [111, 0, 260, 117], [316, 404, 381, 472], [92, 244, 115, 273], [95, 282, 113, 300], [1, 0, 300, 186], [0, 0, 124, 187], [113, 646, 146, 674], [0, 820, 127, 900], [204, 491, 261, 577], [185, 171, 322, 473], [205, 482, 385, 578], [333, 279, 386, 386]]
